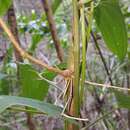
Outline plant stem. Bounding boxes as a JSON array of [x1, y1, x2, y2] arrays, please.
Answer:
[[80, 1, 94, 105], [7, 4, 22, 62], [68, 0, 80, 130], [26, 113, 36, 130], [85, 80, 130, 91], [64, 0, 80, 129], [73, 0, 80, 116], [41, 0, 64, 62]]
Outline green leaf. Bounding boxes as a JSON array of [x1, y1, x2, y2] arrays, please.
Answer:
[[29, 34, 42, 52], [19, 62, 67, 100], [19, 63, 66, 100], [115, 90, 130, 109], [19, 64, 49, 100], [0, 73, 9, 95], [0, 95, 62, 116], [0, 0, 12, 16], [94, 0, 128, 60], [52, 0, 62, 14], [0, 79, 10, 95]]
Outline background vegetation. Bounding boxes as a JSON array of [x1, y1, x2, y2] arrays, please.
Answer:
[[0, 0, 130, 130]]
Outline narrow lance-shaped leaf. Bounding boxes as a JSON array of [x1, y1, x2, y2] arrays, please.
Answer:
[[0, 95, 62, 117], [94, 0, 128, 60]]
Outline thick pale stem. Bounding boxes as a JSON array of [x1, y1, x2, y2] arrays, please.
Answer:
[[73, 0, 80, 117], [66, 0, 80, 130]]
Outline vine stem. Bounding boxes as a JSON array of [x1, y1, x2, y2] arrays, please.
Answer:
[[0, 18, 72, 77], [85, 80, 130, 91], [85, 17, 113, 85]]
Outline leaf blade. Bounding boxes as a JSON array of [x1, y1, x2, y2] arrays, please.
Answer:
[[0, 0, 12, 16], [19, 64, 49, 100], [0, 95, 62, 116], [94, 0, 128, 60]]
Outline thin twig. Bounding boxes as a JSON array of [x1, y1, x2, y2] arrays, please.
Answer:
[[62, 113, 89, 121], [85, 17, 113, 85], [85, 80, 130, 91], [38, 73, 63, 91]]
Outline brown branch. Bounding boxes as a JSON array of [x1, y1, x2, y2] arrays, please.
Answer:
[[26, 113, 36, 130], [41, 0, 64, 62], [0, 18, 72, 77], [7, 4, 22, 61]]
